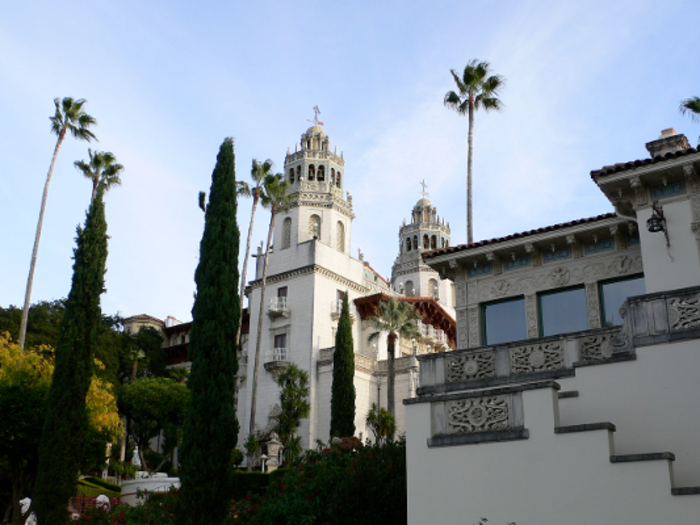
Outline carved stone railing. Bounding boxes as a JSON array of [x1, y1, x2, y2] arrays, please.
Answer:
[[376, 356, 418, 374], [418, 326, 624, 395]]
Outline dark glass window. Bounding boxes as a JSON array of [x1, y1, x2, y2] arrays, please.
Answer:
[[483, 297, 526, 345], [539, 286, 588, 337], [600, 275, 645, 326]]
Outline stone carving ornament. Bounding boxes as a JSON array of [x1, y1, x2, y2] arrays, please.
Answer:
[[445, 350, 496, 382], [457, 310, 468, 348], [468, 306, 480, 348], [585, 282, 602, 329], [549, 267, 570, 287], [525, 294, 538, 338], [578, 334, 614, 361], [510, 342, 565, 374], [446, 396, 509, 434], [668, 294, 700, 331]]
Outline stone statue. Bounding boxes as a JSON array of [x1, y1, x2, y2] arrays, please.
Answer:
[[132, 445, 142, 467], [20, 498, 37, 525]]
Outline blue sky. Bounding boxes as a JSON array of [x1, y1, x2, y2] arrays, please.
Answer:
[[1, 0, 697, 323]]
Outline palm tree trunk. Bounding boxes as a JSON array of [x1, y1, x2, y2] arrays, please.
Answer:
[[236, 193, 260, 346], [91, 178, 98, 204], [467, 100, 474, 244], [387, 333, 397, 420], [248, 207, 276, 469], [19, 131, 65, 348]]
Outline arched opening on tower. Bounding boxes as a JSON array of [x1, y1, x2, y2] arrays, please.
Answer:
[[289, 168, 295, 184], [407, 237, 412, 251], [309, 214, 321, 240], [336, 221, 345, 253], [308, 165, 316, 181], [282, 218, 292, 249], [423, 235, 430, 249], [318, 165, 325, 182], [431, 235, 437, 249]]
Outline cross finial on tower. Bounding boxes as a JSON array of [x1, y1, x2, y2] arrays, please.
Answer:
[[308, 106, 324, 126], [420, 179, 429, 199]]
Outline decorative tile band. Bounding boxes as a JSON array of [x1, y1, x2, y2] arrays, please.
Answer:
[[504, 254, 531, 271], [650, 180, 687, 200], [467, 263, 493, 278], [543, 246, 572, 263], [584, 238, 615, 255]]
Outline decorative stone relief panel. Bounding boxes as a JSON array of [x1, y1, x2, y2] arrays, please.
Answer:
[[478, 255, 642, 302], [525, 294, 538, 338], [457, 309, 468, 349], [456, 282, 467, 307], [668, 294, 700, 331], [509, 341, 565, 374], [467, 306, 480, 348], [445, 396, 509, 434], [445, 351, 496, 383], [578, 333, 614, 361], [585, 282, 602, 329], [467, 282, 478, 304]]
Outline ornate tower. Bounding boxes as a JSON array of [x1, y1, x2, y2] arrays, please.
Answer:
[[391, 189, 452, 306], [277, 125, 355, 253]]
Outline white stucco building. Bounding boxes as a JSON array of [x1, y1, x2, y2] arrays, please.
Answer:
[[404, 129, 700, 524]]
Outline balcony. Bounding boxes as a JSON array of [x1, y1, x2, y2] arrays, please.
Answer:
[[264, 347, 290, 377], [268, 297, 290, 319], [330, 300, 356, 321]]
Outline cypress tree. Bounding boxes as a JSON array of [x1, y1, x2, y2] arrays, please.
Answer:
[[330, 293, 356, 438], [33, 188, 108, 524], [178, 138, 240, 525]]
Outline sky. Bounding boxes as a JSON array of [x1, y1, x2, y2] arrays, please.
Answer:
[[1, 0, 698, 324]]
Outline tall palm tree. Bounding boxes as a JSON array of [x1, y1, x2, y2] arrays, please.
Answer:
[[74, 149, 124, 204], [367, 298, 421, 420], [248, 173, 294, 464], [680, 96, 700, 122], [236, 159, 275, 346], [445, 60, 504, 244], [19, 97, 97, 348]]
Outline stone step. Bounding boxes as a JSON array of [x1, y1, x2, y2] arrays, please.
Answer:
[[610, 452, 675, 463], [554, 422, 615, 434], [672, 486, 700, 496]]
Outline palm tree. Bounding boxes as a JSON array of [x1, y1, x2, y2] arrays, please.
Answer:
[[680, 97, 700, 122], [248, 173, 294, 465], [236, 159, 275, 346], [367, 297, 421, 419], [444, 60, 504, 244], [74, 149, 124, 204], [19, 97, 97, 348]]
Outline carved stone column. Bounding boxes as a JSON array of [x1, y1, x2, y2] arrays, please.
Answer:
[[467, 306, 480, 348], [457, 308, 468, 349], [525, 294, 539, 338], [585, 282, 602, 329]]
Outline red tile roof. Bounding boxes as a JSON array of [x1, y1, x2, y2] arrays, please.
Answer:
[[423, 213, 618, 259], [590, 147, 699, 179]]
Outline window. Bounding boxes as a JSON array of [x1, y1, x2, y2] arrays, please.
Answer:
[[336, 221, 345, 252], [482, 297, 526, 345], [423, 235, 429, 249], [407, 237, 412, 251], [289, 169, 295, 183], [431, 235, 437, 250], [600, 275, 645, 326], [309, 215, 321, 240], [282, 218, 292, 249], [405, 281, 415, 297], [428, 279, 439, 300], [318, 165, 325, 181], [539, 286, 588, 337], [308, 165, 316, 181], [277, 287, 288, 298]]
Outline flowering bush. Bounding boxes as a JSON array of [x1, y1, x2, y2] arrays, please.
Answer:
[[74, 491, 178, 525], [228, 437, 406, 525]]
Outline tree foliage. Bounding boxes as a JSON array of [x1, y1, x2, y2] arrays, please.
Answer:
[[275, 364, 310, 465], [118, 377, 189, 467], [33, 187, 109, 525], [178, 138, 240, 525], [0, 332, 119, 525], [0, 300, 65, 352], [365, 403, 396, 444], [680, 96, 700, 122], [330, 293, 355, 439], [74, 149, 124, 204]]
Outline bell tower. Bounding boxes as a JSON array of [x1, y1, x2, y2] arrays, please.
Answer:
[[277, 121, 354, 254]]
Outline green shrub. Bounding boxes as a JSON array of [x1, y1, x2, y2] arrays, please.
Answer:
[[83, 475, 121, 492], [75, 489, 178, 524], [76, 479, 120, 499], [233, 471, 271, 498], [229, 437, 406, 525]]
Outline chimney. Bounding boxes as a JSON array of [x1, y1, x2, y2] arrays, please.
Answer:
[[645, 128, 690, 158]]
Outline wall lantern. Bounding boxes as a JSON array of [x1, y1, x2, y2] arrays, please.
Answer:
[[646, 200, 669, 247]]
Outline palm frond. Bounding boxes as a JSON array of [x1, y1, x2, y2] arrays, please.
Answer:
[[236, 180, 252, 197], [680, 97, 700, 122]]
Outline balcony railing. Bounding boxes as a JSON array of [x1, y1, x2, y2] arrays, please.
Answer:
[[268, 297, 290, 319], [270, 347, 288, 362], [264, 347, 290, 375]]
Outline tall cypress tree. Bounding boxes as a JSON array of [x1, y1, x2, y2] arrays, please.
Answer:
[[330, 293, 356, 438], [178, 138, 240, 525], [33, 187, 108, 525]]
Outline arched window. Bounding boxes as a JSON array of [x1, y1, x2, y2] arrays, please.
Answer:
[[428, 279, 439, 300], [336, 221, 345, 252], [407, 237, 412, 251], [431, 235, 437, 249], [405, 281, 415, 297], [336, 171, 342, 187], [296, 166, 301, 180], [309, 214, 321, 240], [413, 235, 418, 250], [289, 169, 295, 183], [308, 165, 316, 181], [282, 218, 292, 249], [331, 168, 336, 183], [423, 235, 430, 249], [318, 165, 325, 181]]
